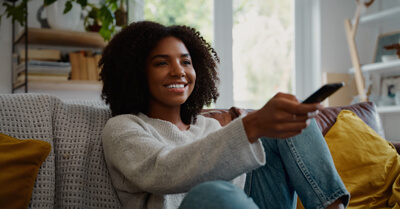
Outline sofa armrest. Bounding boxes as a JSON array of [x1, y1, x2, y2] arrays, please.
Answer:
[[390, 141, 400, 154], [315, 102, 385, 137]]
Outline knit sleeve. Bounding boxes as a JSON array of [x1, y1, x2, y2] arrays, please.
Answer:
[[102, 115, 265, 195]]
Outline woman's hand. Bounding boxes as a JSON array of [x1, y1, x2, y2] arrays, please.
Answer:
[[242, 92, 323, 143]]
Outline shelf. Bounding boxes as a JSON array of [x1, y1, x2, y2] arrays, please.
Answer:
[[357, 6, 400, 27], [349, 59, 400, 74], [377, 105, 400, 114], [14, 28, 106, 48]]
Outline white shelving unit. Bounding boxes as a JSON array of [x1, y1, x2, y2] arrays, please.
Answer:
[[377, 105, 400, 114], [357, 6, 400, 27], [349, 59, 400, 75], [347, 4, 400, 114], [12, 28, 104, 100]]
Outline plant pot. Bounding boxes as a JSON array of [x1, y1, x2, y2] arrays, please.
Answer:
[[46, 0, 82, 31]]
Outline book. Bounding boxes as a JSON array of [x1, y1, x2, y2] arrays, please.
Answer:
[[24, 60, 71, 67], [94, 54, 102, 80], [86, 56, 98, 81], [69, 52, 81, 80], [77, 52, 88, 80], [16, 61, 71, 75], [20, 49, 61, 61], [16, 73, 69, 83], [69, 51, 101, 80]]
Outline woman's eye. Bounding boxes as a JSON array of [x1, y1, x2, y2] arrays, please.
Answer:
[[155, 61, 167, 66], [183, 60, 191, 65]]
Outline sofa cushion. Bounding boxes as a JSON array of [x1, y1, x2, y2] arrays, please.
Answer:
[[315, 102, 384, 137], [0, 93, 56, 208], [0, 133, 51, 209], [325, 110, 400, 208]]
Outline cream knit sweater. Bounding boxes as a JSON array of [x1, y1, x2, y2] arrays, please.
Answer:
[[102, 113, 266, 209]]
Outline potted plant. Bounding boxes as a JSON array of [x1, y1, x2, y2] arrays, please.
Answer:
[[0, 0, 127, 41]]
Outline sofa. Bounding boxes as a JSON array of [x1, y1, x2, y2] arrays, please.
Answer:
[[0, 93, 399, 208]]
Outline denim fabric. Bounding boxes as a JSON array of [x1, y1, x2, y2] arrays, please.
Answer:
[[180, 119, 349, 209], [179, 181, 259, 209], [244, 119, 350, 209]]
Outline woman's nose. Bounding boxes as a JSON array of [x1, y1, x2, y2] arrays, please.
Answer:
[[171, 63, 186, 77]]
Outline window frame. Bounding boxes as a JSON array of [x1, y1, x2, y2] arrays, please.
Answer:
[[128, 0, 319, 107]]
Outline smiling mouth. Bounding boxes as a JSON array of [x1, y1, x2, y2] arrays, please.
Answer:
[[165, 84, 187, 89]]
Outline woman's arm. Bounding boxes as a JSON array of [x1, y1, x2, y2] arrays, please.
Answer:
[[102, 115, 265, 195]]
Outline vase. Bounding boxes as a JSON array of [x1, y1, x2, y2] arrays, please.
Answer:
[[46, 0, 82, 31]]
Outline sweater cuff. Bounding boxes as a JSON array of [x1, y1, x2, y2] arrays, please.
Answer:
[[223, 118, 266, 169]]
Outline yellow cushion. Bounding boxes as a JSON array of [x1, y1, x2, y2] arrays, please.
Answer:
[[324, 110, 400, 208], [0, 133, 51, 209]]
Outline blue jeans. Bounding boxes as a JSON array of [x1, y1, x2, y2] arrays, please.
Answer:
[[179, 119, 350, 209]]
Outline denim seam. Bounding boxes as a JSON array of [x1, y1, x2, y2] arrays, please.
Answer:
[[286, 138, 327, 208], [318, 189, 349, 209]]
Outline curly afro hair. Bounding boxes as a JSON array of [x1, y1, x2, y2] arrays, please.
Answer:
[[99, 21, 220, 124]]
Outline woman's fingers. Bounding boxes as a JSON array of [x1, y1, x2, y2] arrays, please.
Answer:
[[243, 92, 323, 142]]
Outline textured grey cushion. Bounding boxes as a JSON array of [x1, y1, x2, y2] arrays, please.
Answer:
[[0, 93, 56, 208], [0, 94, 121, 208]]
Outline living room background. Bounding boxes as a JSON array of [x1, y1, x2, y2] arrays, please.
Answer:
[[1, 0, 400, 140], [0, 0, 360, 105]]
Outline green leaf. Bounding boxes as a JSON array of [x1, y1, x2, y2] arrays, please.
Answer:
[[99, 25, 112, 41], [44, 0, 57, 6], [76, 0, 87, 7], [63, 1, 73, 14], [6, 0, 28, 26], [99, 5, 115, 25]]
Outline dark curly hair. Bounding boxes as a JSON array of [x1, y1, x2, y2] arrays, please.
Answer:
[[99, 21, 220, 124]]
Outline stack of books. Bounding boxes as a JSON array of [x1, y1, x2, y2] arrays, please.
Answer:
[[14, 49, 71, 86], [69, 51, 101, 81], [15, 60, 71, 83], [13, 49, 102, 87]]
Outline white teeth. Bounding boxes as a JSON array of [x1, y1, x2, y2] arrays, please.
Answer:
[[166, 84, 185, 89]]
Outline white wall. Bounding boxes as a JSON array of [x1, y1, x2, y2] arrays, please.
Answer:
[[0, 14, 12, 94]]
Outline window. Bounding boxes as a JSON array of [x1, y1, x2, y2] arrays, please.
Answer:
[[132, 0, 294, 109], [144, 0, 213, 44], [233, 0, 294, 108]]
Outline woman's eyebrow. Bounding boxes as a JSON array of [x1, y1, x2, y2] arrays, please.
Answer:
[[181, 53, 191, 58], [150, 53, 191, 61], [150, 54, 169, 61]]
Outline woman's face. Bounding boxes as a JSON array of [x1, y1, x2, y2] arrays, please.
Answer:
[[146, 36, 196, 111]]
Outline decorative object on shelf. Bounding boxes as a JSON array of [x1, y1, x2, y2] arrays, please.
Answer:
[[38, 0, 83, 31], [0, 0, 128, 41], [344, 0, 375, 102], [374, 31, 400, 62], [384, 43, 400, 59], [36, 4, 50, 28], [381, 55, 398, 62], [380, 75, 400, 106]]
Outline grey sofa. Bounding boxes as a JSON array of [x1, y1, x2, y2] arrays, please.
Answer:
[[0, 93, 393, 208]]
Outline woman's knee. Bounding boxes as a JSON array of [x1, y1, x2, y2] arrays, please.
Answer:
[[179, 181, 258, 209]]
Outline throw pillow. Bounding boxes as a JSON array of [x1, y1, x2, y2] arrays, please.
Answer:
[[324, 110, 400, 208], [0, 133, 51, 209]]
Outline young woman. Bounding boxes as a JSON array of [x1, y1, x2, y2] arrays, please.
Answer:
[[100, 21, 349, 209]]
